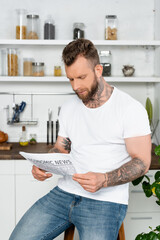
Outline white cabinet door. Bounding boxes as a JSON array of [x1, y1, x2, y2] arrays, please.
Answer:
[[0, 161, 15, 240], [124, 212, 160, 240], [15, 160, 64, 240]]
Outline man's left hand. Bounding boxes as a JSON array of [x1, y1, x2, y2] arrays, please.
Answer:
[[72, 172, 106, 193]]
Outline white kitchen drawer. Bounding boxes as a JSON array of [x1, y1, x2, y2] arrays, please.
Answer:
[[124, 212, 160, 240], [14, 160, 32, 174], [0, 160, 14, 174], [128, 170, 160, 213]]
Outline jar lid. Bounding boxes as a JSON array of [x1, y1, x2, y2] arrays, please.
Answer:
[[23, 58, 34, 61], [16, 9, 27, 14], [73, 23, 85, 28], [99, 51, 111, 56], [27, 14, 39, 19], [105, 15, 117, 19], [32, 62, 44, 66]]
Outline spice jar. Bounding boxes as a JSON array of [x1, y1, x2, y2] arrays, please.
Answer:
[[99, 51, 111, 76], [27, 14, 39, 39], [105, 15, 117, 40], [54, 66, 62, 76], [15, 9, 27, 39], [44, 16, 55, 39], [32, 62, 44, 76], [73, 23, 85, 39], [23, 58, 34, 76], [7, 48, 19, 76], [29, 133, 37, 144]]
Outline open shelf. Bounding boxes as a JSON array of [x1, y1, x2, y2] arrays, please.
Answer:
[[0, 39, 160, 46], [0, 76, 159, 83]]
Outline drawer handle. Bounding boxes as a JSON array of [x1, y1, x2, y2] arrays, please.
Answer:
[[131, 190, 144, 193], [131, 217, 152, 220]]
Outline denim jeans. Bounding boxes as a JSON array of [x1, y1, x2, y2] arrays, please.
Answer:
[[9, 186, 127, 240]]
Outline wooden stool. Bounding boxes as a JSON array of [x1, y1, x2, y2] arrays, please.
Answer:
[[64, 222, 125, 240]]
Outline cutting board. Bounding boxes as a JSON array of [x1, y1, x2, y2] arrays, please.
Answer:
[[0, 143, 12, 150]]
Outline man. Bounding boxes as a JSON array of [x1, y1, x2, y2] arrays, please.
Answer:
[[10, 39, 151, 240]]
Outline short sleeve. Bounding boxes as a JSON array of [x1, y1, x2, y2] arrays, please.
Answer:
[[123, 102, 151, 138], [58, 106, 68, 138]]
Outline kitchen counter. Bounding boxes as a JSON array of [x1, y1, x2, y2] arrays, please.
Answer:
[[0, 142, 53, 160], [0, 142, 159, 170]]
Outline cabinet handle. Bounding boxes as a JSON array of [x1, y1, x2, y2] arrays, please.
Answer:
[[131, 190, 144, 193], [131, 217, 152, 220]]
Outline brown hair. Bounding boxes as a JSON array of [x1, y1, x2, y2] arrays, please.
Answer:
[[62, 39, 100, 69]]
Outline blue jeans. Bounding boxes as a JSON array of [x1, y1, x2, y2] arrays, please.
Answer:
[[9, 186, 127, 240]]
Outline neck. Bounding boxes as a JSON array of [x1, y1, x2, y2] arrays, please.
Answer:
[[84, 77, 113, 108]]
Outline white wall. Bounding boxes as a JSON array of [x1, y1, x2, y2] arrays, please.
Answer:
[[0, 0, 157, 142]]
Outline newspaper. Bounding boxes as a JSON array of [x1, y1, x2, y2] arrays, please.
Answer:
[[19, 151, 76, 176]]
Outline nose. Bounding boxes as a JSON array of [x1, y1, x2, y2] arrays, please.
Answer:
[[72, 79, 80, 91]]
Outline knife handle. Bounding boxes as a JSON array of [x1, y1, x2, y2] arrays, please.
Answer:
[[47, 121, 49, 145], [51, 121, 53, 145]]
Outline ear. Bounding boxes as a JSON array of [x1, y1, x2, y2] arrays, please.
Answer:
[[94, 64, 103, 78]]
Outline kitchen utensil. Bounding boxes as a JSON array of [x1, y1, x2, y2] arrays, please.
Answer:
[[56, 106, 61, 140], [0, 143, 12, 150], [47, 108, 53, 145], [12, 101, 26, 123]]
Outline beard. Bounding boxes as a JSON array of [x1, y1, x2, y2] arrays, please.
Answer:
[[74, 75, 99, 103]]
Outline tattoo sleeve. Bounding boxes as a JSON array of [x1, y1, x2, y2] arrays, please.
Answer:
[[48, 137, 71, 154], [105, 158, 147, 187]]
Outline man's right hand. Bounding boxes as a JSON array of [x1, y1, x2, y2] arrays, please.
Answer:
[[32, 165, 52, 181]]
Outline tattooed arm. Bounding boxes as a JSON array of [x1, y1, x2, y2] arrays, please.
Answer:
[[32, 136, 71, 181], [48, 136, 71, 154], [72, 134, 151, 192]]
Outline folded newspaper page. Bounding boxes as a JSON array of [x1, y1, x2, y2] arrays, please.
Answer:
[[19, 151, 76, 176]]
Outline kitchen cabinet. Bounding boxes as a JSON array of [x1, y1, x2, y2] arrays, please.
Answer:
[[14, 160, 65, 240], [124, 170, 160, 240], [0, 161, 15, 240]]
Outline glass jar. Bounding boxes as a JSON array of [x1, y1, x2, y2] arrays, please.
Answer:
[[54, 66, 62, 76], [23, 58, 34, 76], [32, 62, 44, 76], [99, 51, 111, 76], [44, 16, 55, 39], [7, 48, 19, 76], [15, 9, 27, 39], [27, 14, 39, 39], [29, 133, 37, 144], [1, 49, 7, 76], [73, 23, 85, 39], [105, 15, 117, 40]]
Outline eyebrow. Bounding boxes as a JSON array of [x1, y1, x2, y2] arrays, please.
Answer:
[[67, 74, 87, 79]]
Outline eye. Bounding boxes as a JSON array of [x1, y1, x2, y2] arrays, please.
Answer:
[[68, 78, 74, 82], [79, 75, 86, 79]]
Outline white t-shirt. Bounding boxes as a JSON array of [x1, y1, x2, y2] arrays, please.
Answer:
[[57, 86, 151, 204]]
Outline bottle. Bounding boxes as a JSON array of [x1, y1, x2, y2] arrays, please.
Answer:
[[19, 126, 28, 146], [44, 16, 55, 39]]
